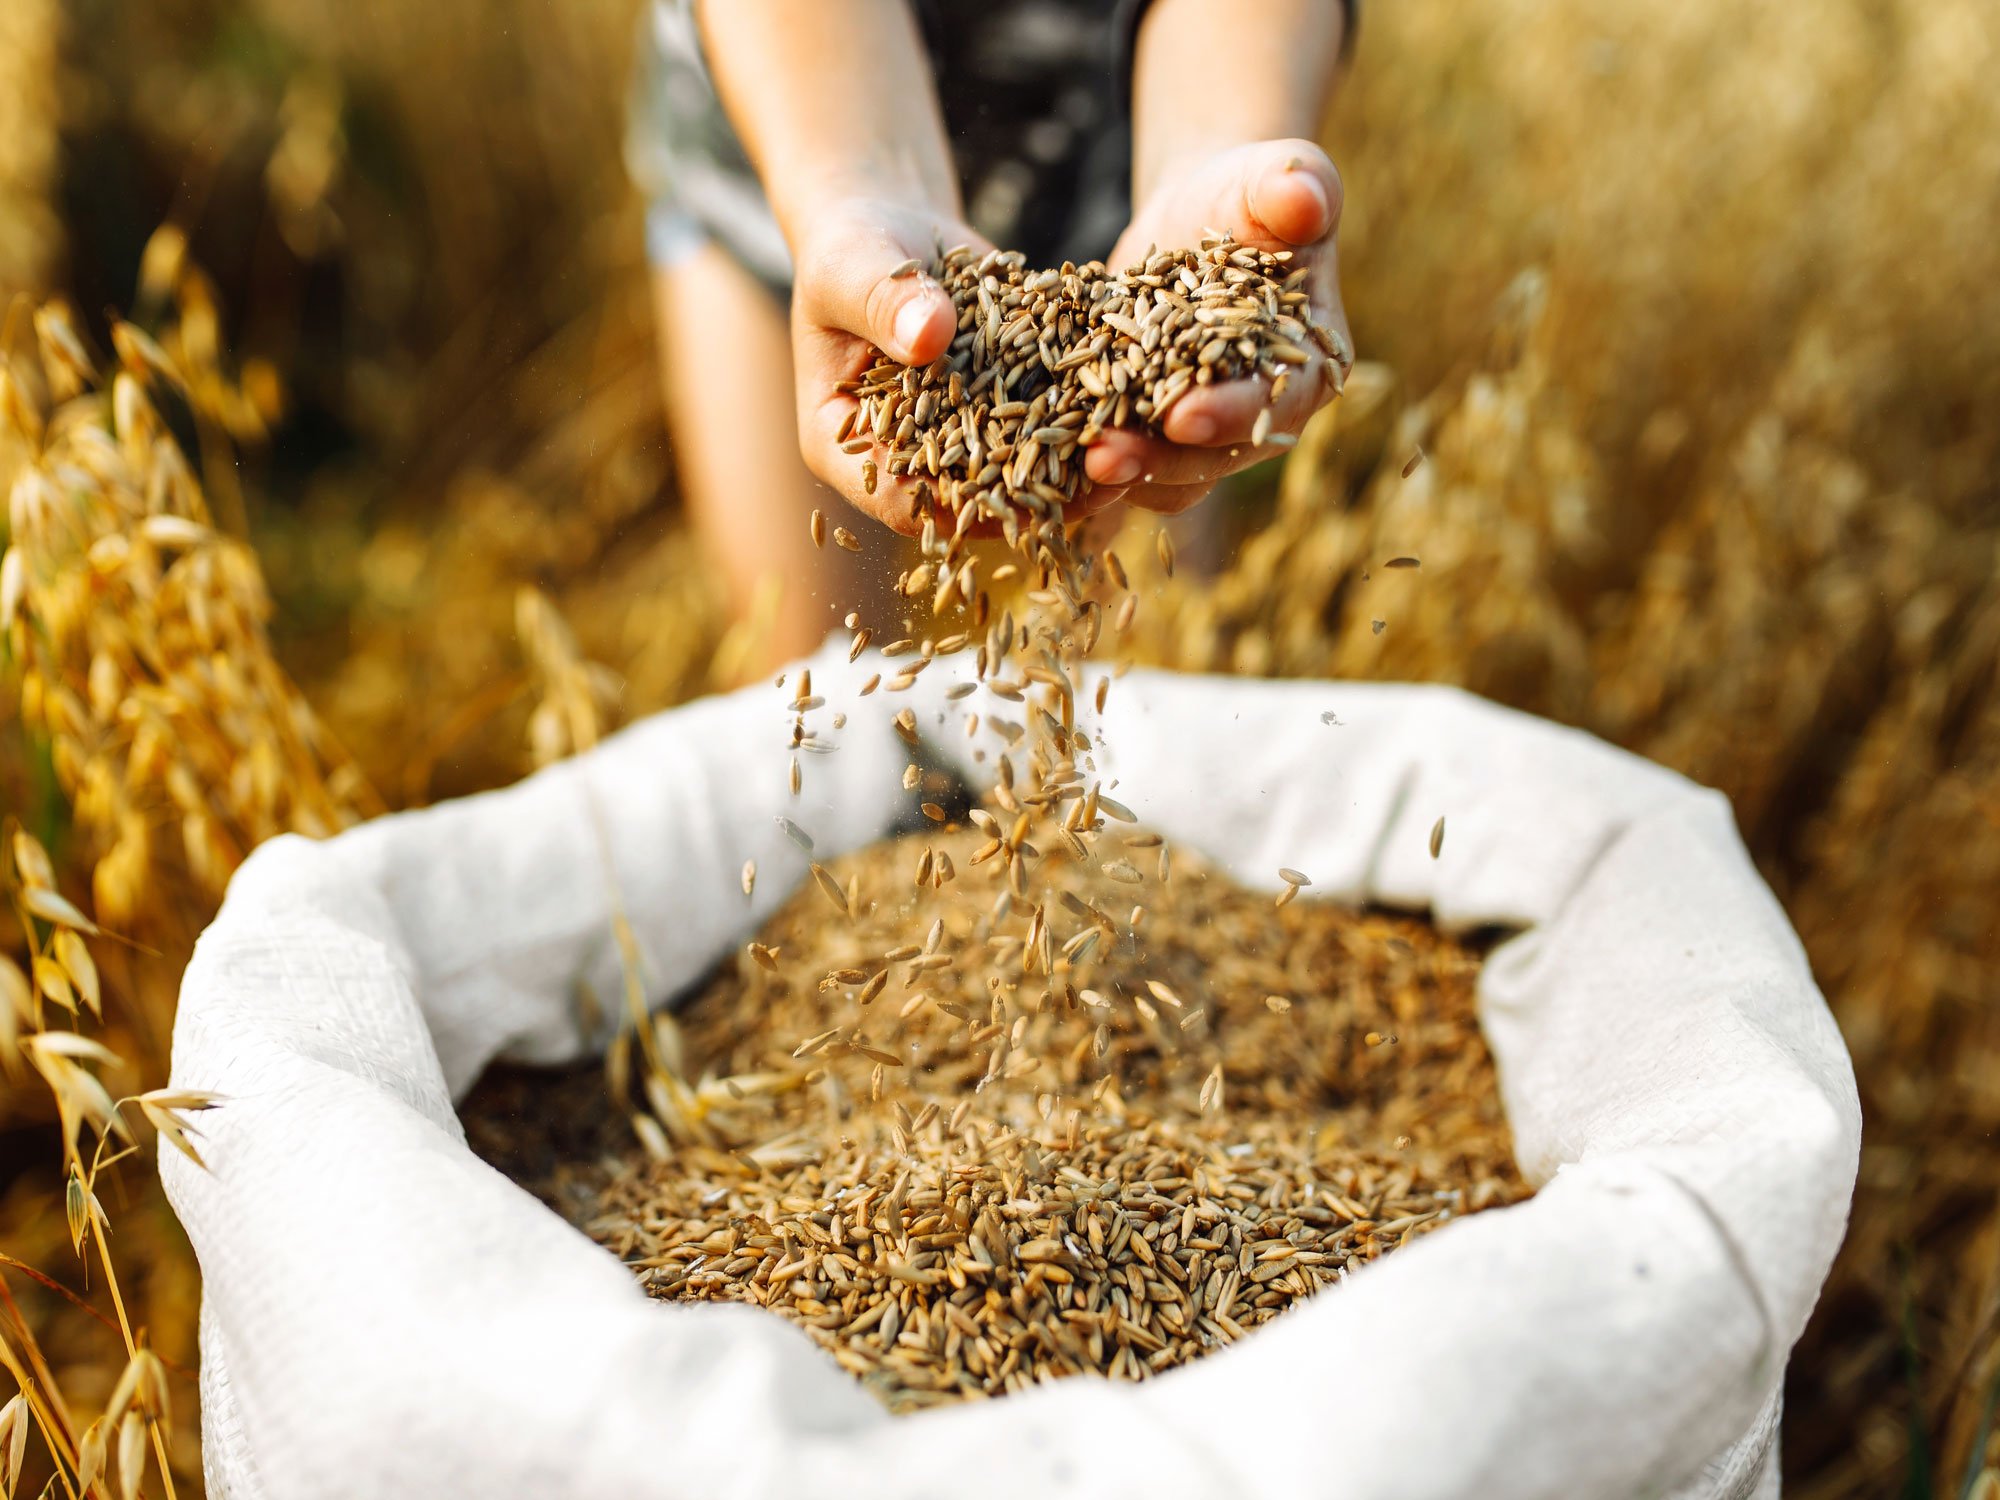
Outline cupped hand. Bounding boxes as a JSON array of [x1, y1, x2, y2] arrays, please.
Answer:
[[1084, 140, 1353, 516], [790, 198, 993, 536]]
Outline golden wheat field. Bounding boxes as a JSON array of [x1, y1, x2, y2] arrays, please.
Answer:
[[1, 0, 1995, 1494]]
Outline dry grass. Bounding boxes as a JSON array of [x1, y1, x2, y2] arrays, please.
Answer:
[[0, 0, 1994, 1493], [1, 821, 212, 1500], [0, 0, 59, 297], [0, 251, 383, 1495], [2, 277, 378, 925]]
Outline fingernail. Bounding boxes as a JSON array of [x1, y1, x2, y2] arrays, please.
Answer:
[[894, 297, 934, 359], [1281, 167, 1332, 239], [1176, 414, 1217, 445], [1097, 451, 1143, 485]]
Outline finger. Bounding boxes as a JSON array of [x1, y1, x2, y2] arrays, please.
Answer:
[[843, 467, 930, 535], [1081, 440, 1147, 489], [1089, 478, 1215, 518], [796, 386, 931, 539], [1152, 234, 1350, 451], [1157, 361, 1331, 447], [793, 223, 957, 367], [1109, 141, 1344, 272], [838, 449, 931, 536], [807, 371, 1124, 540], [1083, 428, 1291, 491], [1306, 235, 1354, 385], [1245, 142, 1343, 249]]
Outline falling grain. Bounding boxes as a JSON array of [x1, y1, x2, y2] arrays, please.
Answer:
[[1199, 1063, 1224, 1115], [809, 862, 851, 917]]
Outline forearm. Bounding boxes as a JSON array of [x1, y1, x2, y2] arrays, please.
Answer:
[[1130, 0, 1347, 202], [695, 0, 960, 247]]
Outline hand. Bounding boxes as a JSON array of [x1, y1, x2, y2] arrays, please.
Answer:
[[790, 197, 993, 536], [1083, 140, 1353, 516]]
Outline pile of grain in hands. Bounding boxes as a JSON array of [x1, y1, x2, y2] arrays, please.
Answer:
[[810, 237, 1347, 718], [467, 237, 1522, 1410], [833, 235, 1346, 537]]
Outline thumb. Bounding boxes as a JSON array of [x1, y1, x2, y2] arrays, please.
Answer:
[[1188, 140, 1343, 253], [797, 219, 958, 366]]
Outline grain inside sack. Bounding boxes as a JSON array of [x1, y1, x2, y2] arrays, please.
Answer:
[[466, 827, 1526, 1410]]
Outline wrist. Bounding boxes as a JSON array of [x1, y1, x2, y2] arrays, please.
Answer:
[[691, 0, 962, 255], [786, 163, 951, 229], [1130, 1, 1347, 203], [774, 161, 960, 259]]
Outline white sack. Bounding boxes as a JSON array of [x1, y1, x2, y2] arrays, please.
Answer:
[[162, 642, 1859, 1500]]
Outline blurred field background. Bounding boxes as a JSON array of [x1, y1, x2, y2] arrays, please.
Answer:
[[1, 0, 1995, 1494]]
